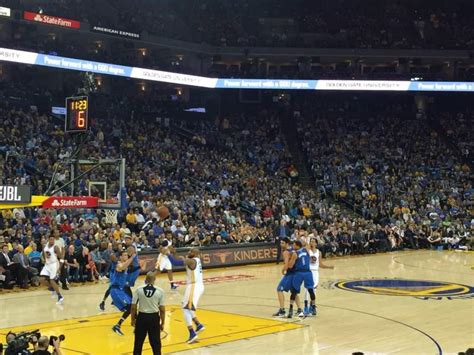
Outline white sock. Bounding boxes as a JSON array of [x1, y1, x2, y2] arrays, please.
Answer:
[[183, 308, 193, 327]]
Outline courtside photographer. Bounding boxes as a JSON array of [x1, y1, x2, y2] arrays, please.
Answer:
[[31, 335, 63, 355], [1, 331, 64, 355]]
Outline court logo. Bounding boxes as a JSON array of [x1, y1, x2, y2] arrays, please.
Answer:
[[334, 279, 474, 300]]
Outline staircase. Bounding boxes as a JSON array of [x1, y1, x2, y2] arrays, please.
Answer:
[[280, 111, 314, 189], [280, 109, 366, 219], [428, 118, 473, 170]]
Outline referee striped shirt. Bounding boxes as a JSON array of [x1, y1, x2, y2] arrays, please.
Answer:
[[132, 284, 165, 313]]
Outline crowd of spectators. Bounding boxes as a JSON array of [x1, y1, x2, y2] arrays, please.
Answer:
[[296, 95, 472, 251], [5, 0, 474, 49], [0, 0, 471, 50], [1, 89, 473, 290], [439, 112, 473, 165], [0, 96, 344, 288]]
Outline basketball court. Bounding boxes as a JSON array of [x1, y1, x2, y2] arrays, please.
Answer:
[[1, 250, 472, 354]]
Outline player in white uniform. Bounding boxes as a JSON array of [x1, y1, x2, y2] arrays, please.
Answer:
[[155, 242, 177, 289], [170, 247, 205, 344], [305, 238, 333, 315], [40, 235, 64, 304]]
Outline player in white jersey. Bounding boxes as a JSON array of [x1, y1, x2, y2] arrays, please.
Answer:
[[155, 242, 177, 289], [304, 238, 333, 315], [170, 247, 205, 344], [40, 235, 64, 304]]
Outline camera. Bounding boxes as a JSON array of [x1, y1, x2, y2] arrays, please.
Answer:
[[3, 330, 40, 355], [2, 330, 65, 355], [48, 336, 65, 347]]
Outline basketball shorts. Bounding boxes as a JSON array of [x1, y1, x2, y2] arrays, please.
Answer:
[[40, 262, 59, 280], [292, 271, 315, 293], [156, 254, 172, 271], [111, 288, 132, 312], [126, 270, 140, 287], [277, 273, 294, 292], [311, 270, 319, 288], [182, 283, 204, 311]]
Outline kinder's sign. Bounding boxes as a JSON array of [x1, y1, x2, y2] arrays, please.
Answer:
[[0, 186, 32, 204], [43, 196, 99, 208], [23, 11, 81, 29], [139, 243, 277, 273]]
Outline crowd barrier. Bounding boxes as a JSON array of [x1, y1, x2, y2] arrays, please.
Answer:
[[138, 242, 278, 273]]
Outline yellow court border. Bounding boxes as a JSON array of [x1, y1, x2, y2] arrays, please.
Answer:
[[0, 305, 304, 354]]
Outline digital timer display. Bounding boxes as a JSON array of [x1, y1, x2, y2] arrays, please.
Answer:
[[65, 96, 88, 132]]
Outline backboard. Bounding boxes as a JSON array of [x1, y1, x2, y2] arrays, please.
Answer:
[[71, 158, 126, 210]]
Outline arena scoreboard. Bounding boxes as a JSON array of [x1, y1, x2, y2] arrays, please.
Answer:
[[65, 95, 88, 132]]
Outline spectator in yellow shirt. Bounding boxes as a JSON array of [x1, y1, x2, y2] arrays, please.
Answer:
[[126, 209, 138, 232], [1, 209, 14, 219], [302, 205, 312, 217], [24, 241, 35, 256], [113, 224, 122, 241]]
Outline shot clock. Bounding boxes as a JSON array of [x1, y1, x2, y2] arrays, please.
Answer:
[[65, 96, 89, 132]]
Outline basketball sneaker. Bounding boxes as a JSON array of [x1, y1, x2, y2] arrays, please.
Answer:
[[187, 330, 198, 344], [170, 283, 178, 290], [99, 301, 105, 312], [56, 296, 64, 305], [272, 309, 286, 317], [311, 305, 317, 316], [286, 310, 293, 319], [196, 324, 205, 334], [112, 325, 124, 336], [297, 309, 305, 318]]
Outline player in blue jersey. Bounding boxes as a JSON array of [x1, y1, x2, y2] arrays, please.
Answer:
[[290, 240, 316, 317], [99, 244, 121, 312], [111, 250, 135, 336], [273, 238, 304, 318], [125, 236, 140, 296]]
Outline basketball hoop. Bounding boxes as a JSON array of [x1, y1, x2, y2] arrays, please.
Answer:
[[103, 209, 119, 224]]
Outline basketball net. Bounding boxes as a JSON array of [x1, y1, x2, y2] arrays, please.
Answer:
[[103, 209, 119, 224]]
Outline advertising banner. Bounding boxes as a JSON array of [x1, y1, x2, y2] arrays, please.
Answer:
[[1, 47, 474, 92], [0, 6, 11, 17], [42, 196, 99, 208], [91, 26, 141, 40], [139, 243, 278, 273], [52, 106, 66, 115], [23, 11, 81, 29], [0, 186, 32, 204]]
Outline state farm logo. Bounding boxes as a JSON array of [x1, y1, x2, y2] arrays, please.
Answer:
[[43, 196, 98, 209], [34, 14, 73, 27], [24, 11, 80, 29], [51, 198, 88, 207]]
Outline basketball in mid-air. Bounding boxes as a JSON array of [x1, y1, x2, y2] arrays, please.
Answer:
[[157, 205, 170, 220]]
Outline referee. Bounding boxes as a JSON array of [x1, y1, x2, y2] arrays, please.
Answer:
[[131, 271, 165, 355]]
